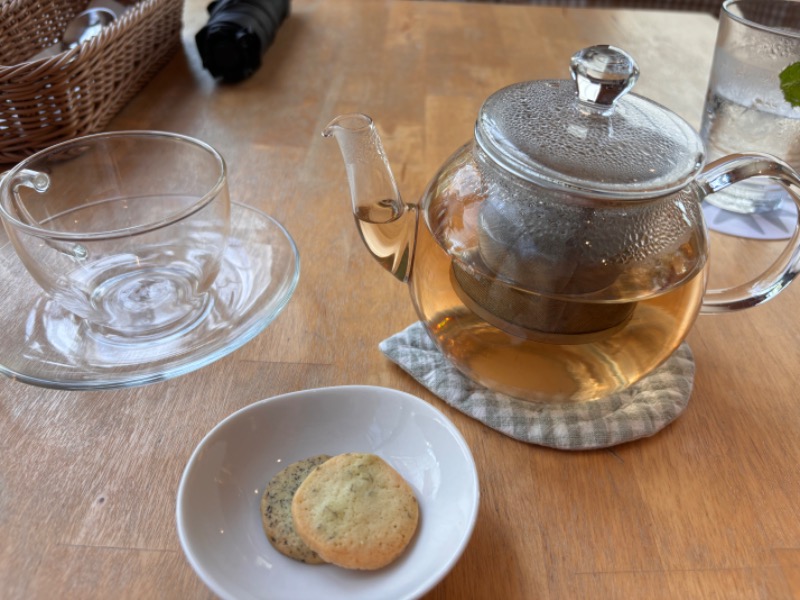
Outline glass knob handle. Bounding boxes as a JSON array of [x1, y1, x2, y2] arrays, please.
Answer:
[[570, 45, 640, 112]]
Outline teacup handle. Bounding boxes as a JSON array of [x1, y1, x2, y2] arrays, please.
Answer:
[[0, 168, 51, 225], [696, 152, 800, 313], [0, 168, 87, 259]]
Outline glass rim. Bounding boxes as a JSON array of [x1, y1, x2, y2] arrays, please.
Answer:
[[0, 130, 228, 241], [722, 0, 800, 39]]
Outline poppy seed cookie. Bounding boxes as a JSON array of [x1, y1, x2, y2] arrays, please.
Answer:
[[261, 454, 331, 564], [291, 452, 419, 570]]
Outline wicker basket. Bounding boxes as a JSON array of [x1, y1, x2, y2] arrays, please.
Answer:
[[0, 0, 184, 164]]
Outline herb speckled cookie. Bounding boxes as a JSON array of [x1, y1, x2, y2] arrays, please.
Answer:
[[291, 452, 419, 570], [261, 454, 331, 564]]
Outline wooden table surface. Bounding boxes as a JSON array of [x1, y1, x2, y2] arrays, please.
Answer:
[[3, 1, 800, 598]]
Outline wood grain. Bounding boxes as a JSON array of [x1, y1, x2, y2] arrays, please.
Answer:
[[1, 1, 799, 598]]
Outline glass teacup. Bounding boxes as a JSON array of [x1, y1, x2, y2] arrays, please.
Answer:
[[0, 131, 230, 342]]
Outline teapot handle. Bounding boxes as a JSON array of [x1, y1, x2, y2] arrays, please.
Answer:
[[695, 153, 800, 313]]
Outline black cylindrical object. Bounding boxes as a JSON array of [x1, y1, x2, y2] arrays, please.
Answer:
[[195, 0, 290, 82]]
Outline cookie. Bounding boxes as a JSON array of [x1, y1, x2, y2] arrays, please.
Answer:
[[261, 454, 331, 564], [291, 452, 419, 570]]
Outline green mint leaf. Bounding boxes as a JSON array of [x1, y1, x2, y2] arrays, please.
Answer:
[[779, 61, 800, 107]]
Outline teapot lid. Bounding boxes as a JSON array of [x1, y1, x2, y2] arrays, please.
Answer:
[[474, 46, 705, 198]]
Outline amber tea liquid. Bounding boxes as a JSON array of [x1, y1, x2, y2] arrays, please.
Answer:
[[354, 201, 416, 282], [409, 223, 706, 403]]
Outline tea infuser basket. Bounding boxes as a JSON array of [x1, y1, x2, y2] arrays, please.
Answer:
[[0, 0, 183, 164]]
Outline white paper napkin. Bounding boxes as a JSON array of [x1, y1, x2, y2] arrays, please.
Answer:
[[380, 322, 695, 450], [703, 198, 797, 240]]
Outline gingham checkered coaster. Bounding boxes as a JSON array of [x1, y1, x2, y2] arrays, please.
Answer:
[[379, 322, 694, 450]]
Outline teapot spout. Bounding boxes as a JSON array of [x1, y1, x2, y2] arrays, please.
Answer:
[[323, 114, 416, 282]]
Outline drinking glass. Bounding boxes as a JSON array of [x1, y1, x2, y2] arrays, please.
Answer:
[[700, 0, 800, 214], [0, 131, 230, 342]]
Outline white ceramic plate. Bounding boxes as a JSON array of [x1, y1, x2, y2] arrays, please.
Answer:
[[176, 386, 480, 600]]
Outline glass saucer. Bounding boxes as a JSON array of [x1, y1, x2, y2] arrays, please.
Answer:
[[0, 202, 300, 390]]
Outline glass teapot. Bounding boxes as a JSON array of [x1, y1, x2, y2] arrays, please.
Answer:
[[324, 46, 800, 403]]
